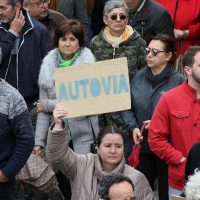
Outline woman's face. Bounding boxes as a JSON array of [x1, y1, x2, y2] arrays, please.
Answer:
[[146, 40, 172, 71], [58, 32, 80, 60], [98, 133, 124, 171], [103, 7, 128, 36]]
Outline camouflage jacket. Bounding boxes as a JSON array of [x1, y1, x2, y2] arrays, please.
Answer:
[[90, 28, 146, 131]]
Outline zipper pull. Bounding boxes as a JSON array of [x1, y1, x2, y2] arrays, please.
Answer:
[[113, 48, 116, 58]]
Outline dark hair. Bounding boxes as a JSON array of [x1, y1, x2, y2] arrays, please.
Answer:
[[147, 34, 177, 64], [8, 0, 24, 5], [182, 46, 200, 68], [98, 174, 134, 200], [53, 19, 86, 48], [96, 125, 125, 147]]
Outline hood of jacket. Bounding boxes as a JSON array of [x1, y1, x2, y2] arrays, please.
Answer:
[[38, 47, 96, 90]]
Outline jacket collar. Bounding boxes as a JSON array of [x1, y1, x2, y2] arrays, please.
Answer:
[[94, 155, 125, 181], [129, 0, 149, 26]]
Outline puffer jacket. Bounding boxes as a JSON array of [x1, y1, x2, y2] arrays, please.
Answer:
[[46, 123, 154, 200]]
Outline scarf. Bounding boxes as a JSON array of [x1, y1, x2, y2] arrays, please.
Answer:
[[145, 65, 173, 88], [103, 25, 134, 48], [58, 51, 78, 68]]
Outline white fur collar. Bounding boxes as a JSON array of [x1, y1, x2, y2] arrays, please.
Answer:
[[38, 47, 96, 89]]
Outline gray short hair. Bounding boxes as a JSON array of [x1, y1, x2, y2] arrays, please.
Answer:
[[103, 0, 129, 16], [185, 169, 200, 200]]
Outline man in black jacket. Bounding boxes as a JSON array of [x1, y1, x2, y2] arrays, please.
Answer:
[[125, 0, 174, 43], [0, 0, 51, 110]]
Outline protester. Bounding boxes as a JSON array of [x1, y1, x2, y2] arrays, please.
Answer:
[[98, 174, 135, 200], [46, 103, 154, 200], [156, 0, 200, 55], [124, 0, 174, 43], [148, 46, 200, 198], [122, 34, 185, 200], [0, 0, 51, 111], [34, 19, 99, 156], [0, 79, 34, 200], [91, 0, 146, 131], [24, 0, 66, 40]]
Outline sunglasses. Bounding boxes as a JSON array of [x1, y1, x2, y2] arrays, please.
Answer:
[[145, 47, 165, 57], [109, 14, 127, 21]]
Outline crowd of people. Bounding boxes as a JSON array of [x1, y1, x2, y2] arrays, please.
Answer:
[[0, 0, 199, 200]]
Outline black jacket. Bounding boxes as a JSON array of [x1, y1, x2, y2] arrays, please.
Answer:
[[128, 0, 174, 43]]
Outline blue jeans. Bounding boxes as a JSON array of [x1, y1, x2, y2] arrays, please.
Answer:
[[169, 187, 183, 200]]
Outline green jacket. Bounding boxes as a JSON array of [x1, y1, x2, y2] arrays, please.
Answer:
[[91, 28, 146, 82], [90, 28, 146, 131]]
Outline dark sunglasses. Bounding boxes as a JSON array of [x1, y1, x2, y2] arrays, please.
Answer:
[[145, 47, 165, 57], [109, 14, 127, 21]]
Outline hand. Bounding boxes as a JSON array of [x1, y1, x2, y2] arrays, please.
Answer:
[[0, 170, 9, 182], [36, 99, 45, 112], [53, 103, 68, 129], [33, 146, 42, 155], [143, 120, 151, 129], [132, 128, 143, 144], [174, 29, 188, 40], [179, 156, 186, 164], [10, 7, 25, 34]]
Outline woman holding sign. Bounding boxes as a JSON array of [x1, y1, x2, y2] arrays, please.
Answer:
[[46, 103, 154, 200], [34, 19, 99, 156], [122, 34, 185, 200], [90, 0, 146, 138]]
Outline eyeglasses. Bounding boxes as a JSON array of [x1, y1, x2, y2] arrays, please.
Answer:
[[145, 47, 165, 57], [109, 14, 127, 21], [29, 0, 50, 7]]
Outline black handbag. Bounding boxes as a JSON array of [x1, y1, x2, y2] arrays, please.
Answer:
[[89, 117, 97, 154]]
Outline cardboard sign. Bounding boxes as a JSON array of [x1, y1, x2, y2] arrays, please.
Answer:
[[54, 57, 131, 118]]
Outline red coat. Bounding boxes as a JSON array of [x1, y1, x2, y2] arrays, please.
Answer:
[[148, 82, 200, 190], [156, 0, 200, 55]]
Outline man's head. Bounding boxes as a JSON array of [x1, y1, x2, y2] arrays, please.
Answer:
[[98, 174, 135, 200], [0, 0, 23, 23], [24, 0, 50, 20], [182, 46, 200, 85], [185, 169, 200, 200]]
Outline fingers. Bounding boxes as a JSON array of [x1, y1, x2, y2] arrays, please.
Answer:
[[143, 120, 151, 129], [133, 128, 142, 144], [53, 103, 68, 119], [10, 9, 25, 33]]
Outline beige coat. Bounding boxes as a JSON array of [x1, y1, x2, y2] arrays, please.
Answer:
[[46, 123, 154, 200]]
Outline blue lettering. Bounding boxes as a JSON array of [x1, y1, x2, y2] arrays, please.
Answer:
[[79, 79, 89, 98], [90, 78, 101, 97], [68, 81, 79, 100], [118, 74, 129, 93], [101, 76, 111, 95], [112, 75, 117, 94], [58, 83, 68, 101]]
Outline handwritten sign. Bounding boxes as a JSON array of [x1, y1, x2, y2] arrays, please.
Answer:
[[54, 57, 131, 118]]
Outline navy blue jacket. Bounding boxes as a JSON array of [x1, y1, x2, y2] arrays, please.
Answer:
[[0, 9, 51, 100]]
